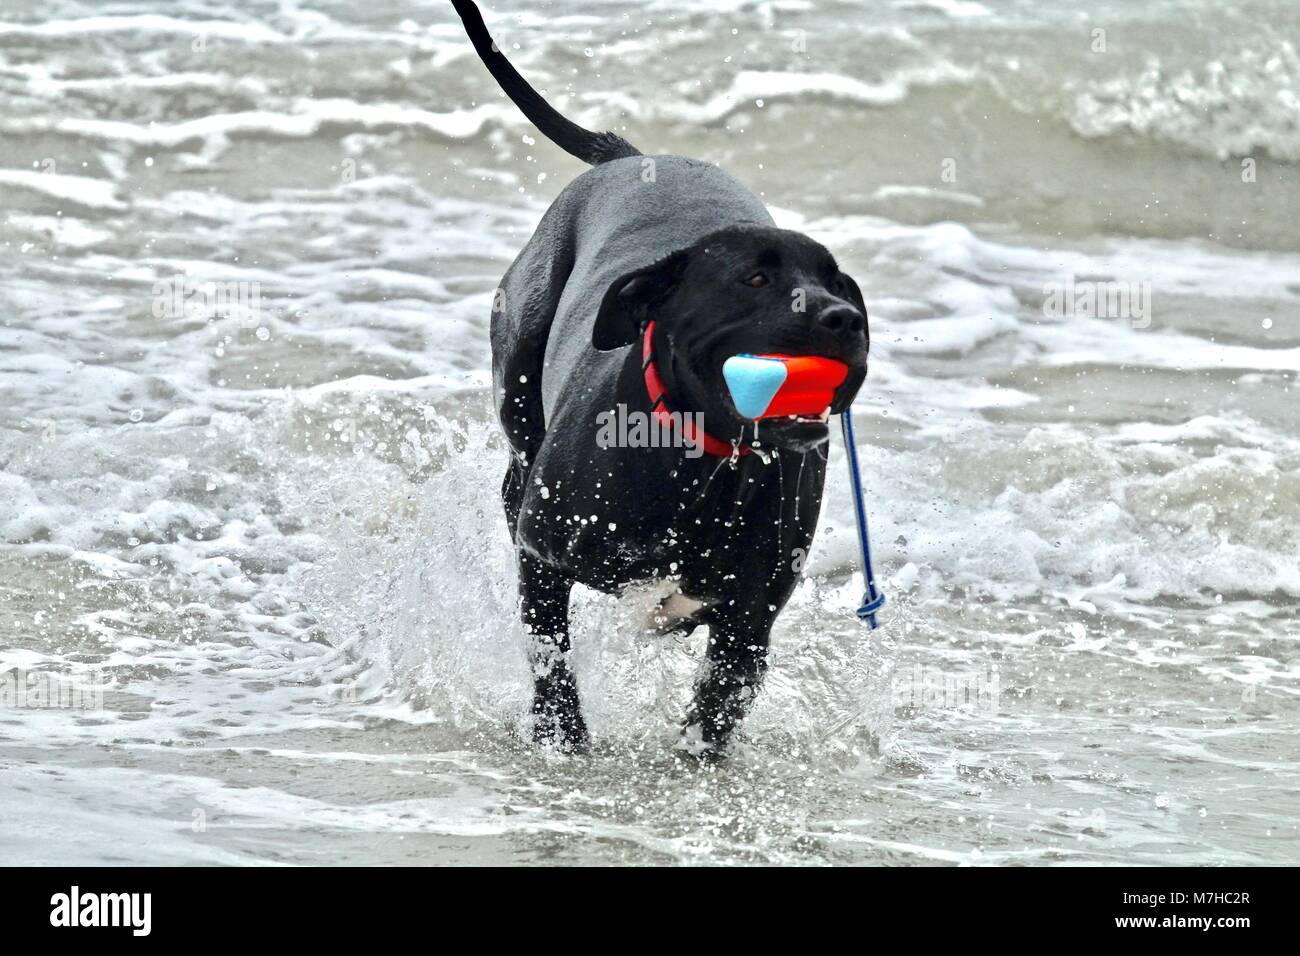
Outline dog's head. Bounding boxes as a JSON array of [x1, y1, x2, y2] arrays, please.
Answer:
[[592, 223, 869, 451]]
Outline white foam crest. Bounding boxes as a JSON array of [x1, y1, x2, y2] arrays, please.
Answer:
[[894, 0, 992, 17], [1033, 319, 1300, 374], [629, 63, 976, 126], [19, 69, 270, 99], [872, 184, 986, 207], [0, 169, 127, 211], [1069, 42, 1300, 161], [818, 417, 1300, 604], [2, 101, 504, 153], [5, 214, 115, 249], [0, 15, 288, 43]]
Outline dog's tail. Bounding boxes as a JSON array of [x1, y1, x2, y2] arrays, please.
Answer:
[[450, 0, 641, 165]]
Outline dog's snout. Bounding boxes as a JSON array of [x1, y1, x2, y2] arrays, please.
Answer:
[[816, 303, 865, 337]]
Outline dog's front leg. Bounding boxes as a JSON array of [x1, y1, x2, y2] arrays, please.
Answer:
[[519, 552, 588, 753], [680, 614, 772, 760]]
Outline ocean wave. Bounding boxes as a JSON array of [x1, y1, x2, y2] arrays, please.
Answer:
[[0, 168, 127, 210], [0, 14, 288, 43], [1, 100, 504, 153], [1068, 42, 1300, 162], [606, 63, 977, 126]]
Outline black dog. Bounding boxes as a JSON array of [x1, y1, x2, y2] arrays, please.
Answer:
[[451, 1, 870, 758]]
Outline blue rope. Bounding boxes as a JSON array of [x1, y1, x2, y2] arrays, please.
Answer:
[[839, 410, 885, 629]]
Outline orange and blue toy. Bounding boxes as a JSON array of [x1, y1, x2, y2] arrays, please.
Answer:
[[722, 353, 849, 420]]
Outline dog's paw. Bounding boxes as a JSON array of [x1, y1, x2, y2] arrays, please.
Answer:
[[673, 723, 727, 765], [531, 708, 591, 755], [530, 660, 589, 754], [533, 724, 591, 755]]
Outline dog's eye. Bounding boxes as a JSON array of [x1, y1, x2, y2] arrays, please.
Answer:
[[742, 272, 768, 288]]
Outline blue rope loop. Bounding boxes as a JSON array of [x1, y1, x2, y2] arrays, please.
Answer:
[[856, 590, 886, 629], [840, 410, 886, 631], [852, 590, 883, 621]]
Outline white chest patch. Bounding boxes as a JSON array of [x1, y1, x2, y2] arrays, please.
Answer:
[[633, 580, 708, 635]]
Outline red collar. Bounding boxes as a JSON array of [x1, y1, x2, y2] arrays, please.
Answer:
[[641, 319, 750, 459]]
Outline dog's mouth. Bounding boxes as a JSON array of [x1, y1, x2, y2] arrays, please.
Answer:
[[753, 412, 832, 450], [716, 350, 855, 448], [781, 406, 832, 425]]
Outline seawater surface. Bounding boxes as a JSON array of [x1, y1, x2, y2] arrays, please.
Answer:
[[1, 0, 1297, 865]]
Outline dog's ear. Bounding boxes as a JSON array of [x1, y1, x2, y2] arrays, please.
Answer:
[[592, 250, 691, 351]]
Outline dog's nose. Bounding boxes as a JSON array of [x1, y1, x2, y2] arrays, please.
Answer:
[[817, 304, 865, 337]]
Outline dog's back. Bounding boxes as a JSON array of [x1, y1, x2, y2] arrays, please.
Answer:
[[538, 155, 772, 418]]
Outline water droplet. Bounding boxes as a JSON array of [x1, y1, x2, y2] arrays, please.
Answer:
[[128, 408, 144, 423], [255, 326, 270, 341], [1262, 317, 1273, 330]]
